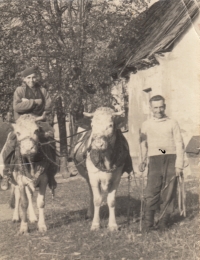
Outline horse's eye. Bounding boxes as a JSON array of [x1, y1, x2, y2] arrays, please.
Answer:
[[109, 124, 113, 128]]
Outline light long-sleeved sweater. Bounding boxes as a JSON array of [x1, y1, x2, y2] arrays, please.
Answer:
[[140, 116, 184, 169]]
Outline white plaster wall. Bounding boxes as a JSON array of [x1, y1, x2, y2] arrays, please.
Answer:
[[127, 14, 200, 158]]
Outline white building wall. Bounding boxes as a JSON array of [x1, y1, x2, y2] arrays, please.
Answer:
[[127, 14, 200, 159]]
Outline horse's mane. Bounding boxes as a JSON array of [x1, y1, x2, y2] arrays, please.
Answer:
[[93, 107, 114, 118], [16, 114, 38, 126], [15, 114, 39, 133]]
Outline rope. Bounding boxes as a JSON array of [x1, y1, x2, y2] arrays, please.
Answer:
[[39, 129, 128, 147], [127, 173, 133, 226], [139, 172, 145, 232], [178, 176, 186, 217], [39, 129, 88, 147], [51, 189, 56, 229], [39, 143, 86, 170], [133, 172, 143, 198]]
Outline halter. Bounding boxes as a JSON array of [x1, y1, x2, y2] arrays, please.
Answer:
[[15, 134, 47, 188], [89, 129, 126, 172], [17, 136, 38, 144], [91, 127, 117, 147]]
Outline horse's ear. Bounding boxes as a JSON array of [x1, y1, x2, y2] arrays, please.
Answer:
[[112, 110, 124, 117], [35, 112, 46, 122], [83, 112, 94, 118]]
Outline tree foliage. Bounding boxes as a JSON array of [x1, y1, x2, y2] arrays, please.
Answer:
[[0, 0, 151, 114]]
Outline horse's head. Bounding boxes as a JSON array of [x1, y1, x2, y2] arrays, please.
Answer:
[[84, 107, 123, 151], [13, 113, 44, 158]]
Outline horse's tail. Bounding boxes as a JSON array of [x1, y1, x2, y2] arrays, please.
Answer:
[[9, 184, 15, 209]]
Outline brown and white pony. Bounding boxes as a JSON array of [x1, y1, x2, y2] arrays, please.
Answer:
[[74, 107, 132, 231], [0, 113, 50, 234]]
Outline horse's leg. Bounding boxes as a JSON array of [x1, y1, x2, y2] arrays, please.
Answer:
[[12, 185, 20, 223], [25, 186, 37, 223], [37, 174, 48, 233], [18, 183, 29, 234], [90, 181, 102, 231], [107, 171, 122, 231]]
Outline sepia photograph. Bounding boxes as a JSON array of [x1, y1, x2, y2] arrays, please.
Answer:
[[0, 0, 199, 259]]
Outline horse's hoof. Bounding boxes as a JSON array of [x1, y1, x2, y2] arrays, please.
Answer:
[[29, 215, 38, 223], [29, 218, 38, 224], [19, 222, 29, 235], [108, 224, 118, 232], [91, 223, 100, 231], [12, 218, 20, 223], [38, 224, 47, 233], [18, 230, 29, 236]]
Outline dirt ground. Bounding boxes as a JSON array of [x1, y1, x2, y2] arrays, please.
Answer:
[[0, 169, 199, 260]]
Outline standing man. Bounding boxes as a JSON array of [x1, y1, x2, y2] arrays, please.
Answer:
[[139, 95, 184, 231], [1, 66, 57, 191]]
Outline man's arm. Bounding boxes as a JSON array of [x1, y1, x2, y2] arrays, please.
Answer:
[[13, 87, 36, 113], [173, 120, 185, 172]]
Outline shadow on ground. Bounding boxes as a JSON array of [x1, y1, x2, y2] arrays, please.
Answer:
[[47, 196, 141, 230], [171, 190, 199, 227]]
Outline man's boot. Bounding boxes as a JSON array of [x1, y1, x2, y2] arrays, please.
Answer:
[[144, 210, 155, 232], [158, 213, 170, 231]]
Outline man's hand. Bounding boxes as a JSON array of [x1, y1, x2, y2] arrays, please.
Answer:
[[138, 162, 146, 172], [176, 167, 183, 178], [34, 99, 42, 106]]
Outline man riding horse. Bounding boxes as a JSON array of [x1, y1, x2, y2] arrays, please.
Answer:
[[1, 66, 57, 191]]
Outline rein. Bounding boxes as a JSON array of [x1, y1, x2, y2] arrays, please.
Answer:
[[15, 135, 45, 187], [17, 136, 37, 144]]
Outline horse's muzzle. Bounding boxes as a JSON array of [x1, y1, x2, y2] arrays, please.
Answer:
[[91, 137, 108, 151]]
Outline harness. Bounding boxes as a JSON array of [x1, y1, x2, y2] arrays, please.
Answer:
[[74, 129, 132, 173], [14, 133, 51, 188], [90, 131, 125, 172]]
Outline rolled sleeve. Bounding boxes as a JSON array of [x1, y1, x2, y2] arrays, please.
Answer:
[[13, 87, 36, 113]]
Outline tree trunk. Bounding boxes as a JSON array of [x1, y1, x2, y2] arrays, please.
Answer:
[[55, 96, 70, 178]]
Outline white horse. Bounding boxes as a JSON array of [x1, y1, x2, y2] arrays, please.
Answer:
[[0, 113, 51, 234], [74, 107, 133, 231]]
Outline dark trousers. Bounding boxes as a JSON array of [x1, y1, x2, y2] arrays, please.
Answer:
[[145, 154, 177, 214]]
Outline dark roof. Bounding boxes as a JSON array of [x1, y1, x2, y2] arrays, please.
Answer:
[[115, 0, 199, 78]]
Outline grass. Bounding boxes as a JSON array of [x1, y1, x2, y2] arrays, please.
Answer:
[[0, 174, 199, 260]]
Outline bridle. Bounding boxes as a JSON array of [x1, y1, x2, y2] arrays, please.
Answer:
[[17, 136, 38, 144], [16, 135, 39, 152], [91, 128, 117, 148]]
